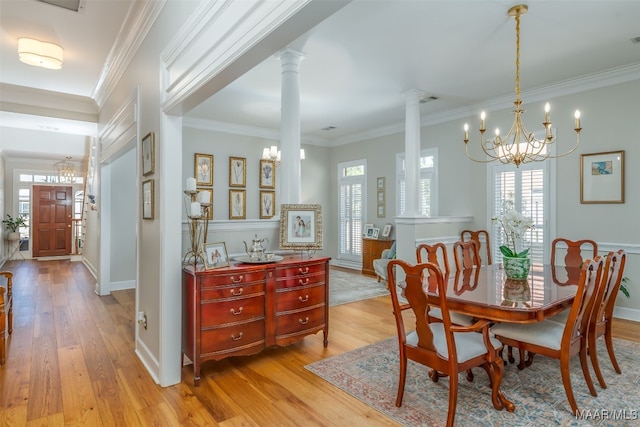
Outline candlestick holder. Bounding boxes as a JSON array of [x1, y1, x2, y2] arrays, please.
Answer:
[[183, 189, 211, 267]]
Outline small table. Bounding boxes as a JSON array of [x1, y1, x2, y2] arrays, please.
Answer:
[[429, 263, 580, 323]]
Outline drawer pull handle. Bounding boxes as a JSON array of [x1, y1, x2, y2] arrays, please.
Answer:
[[299, 317, 309, 325], [298, 295, 309, 303], [230, 307, 243, 315], [230, 288, 243, 296], [231, 332, 243, 341], [298, 267, 309, 274], [298, 278, 309, 285], [231, 275, 244, 283]]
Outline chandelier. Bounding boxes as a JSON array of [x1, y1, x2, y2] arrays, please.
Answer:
[[463, 4, 581, 167], [54, 156, 77, 183]]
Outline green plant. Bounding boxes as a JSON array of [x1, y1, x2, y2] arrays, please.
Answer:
[[2, 214, 26, 232], [492, 199, 534, 258], [620, 276, 631, 298]]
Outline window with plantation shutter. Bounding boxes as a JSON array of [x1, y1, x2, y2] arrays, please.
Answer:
[[396, 148, 438, 216], [338, 159, 366, 262], [491, 162, 548, 265]]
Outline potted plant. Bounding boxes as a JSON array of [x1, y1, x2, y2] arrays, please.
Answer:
[[492, 199, 534, 280], [2, 214, 26, 241]]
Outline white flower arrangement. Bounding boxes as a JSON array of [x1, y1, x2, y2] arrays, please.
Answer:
[[492, 199, 534, 258]]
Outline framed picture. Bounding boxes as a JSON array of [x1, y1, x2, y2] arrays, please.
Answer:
[[363, 223, 374, 237], [279, 204, 323, 250], [260, 159, 276, 189], [381, 223, 392, 238], [195, 153, 213, 186], [377, 177, 385, 190], [377, 190, 385, 204], [365, 227, 375, 238], [371, 227, 380, 239], [377, 204, 385, 218], [260, 190, 275, 219], [197, 187, 213, 219], [142, 179, 154, 219], [203, 241, 230, 269], [229, 156, 246, 187], [229, 189, 246, 219], [580, 150, 625, 204], [141, 132, 154, 176]]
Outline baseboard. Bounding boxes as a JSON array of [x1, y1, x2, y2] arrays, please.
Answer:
[[135, 336, 160, 385], [331, 259, 361, 271], [110, 280, 136, 291]]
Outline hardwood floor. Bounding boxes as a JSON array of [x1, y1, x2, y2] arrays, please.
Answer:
[[0, 259, 638, 426]]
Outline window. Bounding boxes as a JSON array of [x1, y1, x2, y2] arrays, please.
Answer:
[[338, 159, 366, 262], [17, 188, 30, 239], [396, 148, 438, 216]]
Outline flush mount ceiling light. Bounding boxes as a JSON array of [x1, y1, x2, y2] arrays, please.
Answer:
[[18, 37, 64, 70]]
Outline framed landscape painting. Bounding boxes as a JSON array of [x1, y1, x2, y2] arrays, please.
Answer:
[[580, 150, 624, 204]]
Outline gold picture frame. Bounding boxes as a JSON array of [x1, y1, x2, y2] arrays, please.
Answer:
[[229, 156, 246, 187], [580, 150, 625, 204], [229, 189, 246, 220], [141, 132, 154, 176], [279, 204, 323, 251], [203, 241, 230, 269], [142, 179, 154, 219], [260, 190, 275, 219], [195, 153, 213, 186], [260, 159, 276, 189]]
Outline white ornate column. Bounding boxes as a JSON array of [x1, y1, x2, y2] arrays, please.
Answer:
[[277, 49, 305, 204], [402, 89, 424, 217]]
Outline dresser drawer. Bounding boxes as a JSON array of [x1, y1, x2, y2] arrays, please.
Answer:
[[275, 262, 326, 279], [201, 319, 265, 354], [199, 270, 264, 287], [201, 281, 264, 301], [276, 272, 325, 289], [201, 295, 265, 327], [276, 285, 325, 312], [275, 306, 325, 336]]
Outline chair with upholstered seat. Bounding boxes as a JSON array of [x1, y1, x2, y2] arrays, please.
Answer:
[[461, 229, 492, 265], [387, 259, 513, 426], [373, 242, 396, 287], [453, 240, 481, 271], [491, 257, 605, 416], [0, 271, 13, 365], [551, 238, 598, 285]]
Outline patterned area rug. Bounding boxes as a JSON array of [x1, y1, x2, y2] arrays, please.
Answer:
[[329, 268, 389, 306], [306, 337, 640, 426]]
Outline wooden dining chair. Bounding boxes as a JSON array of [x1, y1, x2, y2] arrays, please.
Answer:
[[386, 260, 514, 426], [491, 256, 605, 416], [453, 240, 481, 271], [587, 249, 626, 389], [416, 243, 473, 327], [0, 271, 13, 365], [461, 229, 492, 265], [551, 238, 598, 285]]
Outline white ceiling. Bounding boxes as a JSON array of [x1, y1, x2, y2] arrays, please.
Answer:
[[1, 0, 640, 157]]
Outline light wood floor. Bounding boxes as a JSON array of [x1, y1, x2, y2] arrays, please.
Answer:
[[1, 260, 638, 426]]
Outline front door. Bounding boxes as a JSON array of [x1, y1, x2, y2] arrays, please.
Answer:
[[32, 185, 73, 257]]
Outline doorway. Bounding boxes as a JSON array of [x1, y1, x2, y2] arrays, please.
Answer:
[[31, 185, 73, 257]]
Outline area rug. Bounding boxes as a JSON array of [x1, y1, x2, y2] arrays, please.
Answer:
[[306, 337, 640, 426], [329, 268, 389, 306]]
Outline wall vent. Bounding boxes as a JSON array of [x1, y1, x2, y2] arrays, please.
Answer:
[[37, 0, 86, 13]]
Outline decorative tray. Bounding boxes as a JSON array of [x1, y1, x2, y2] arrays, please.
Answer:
[[234, 255, 284, 264]]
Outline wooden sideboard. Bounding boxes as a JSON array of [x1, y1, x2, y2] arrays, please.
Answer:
[[182, 255, 330, 385], [362, 238, 394, 276]]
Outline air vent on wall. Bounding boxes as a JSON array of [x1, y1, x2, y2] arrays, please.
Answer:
[[37, 0, 85, 13], [420, 95, 439, 104]]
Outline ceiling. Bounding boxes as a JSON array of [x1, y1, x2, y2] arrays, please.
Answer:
[[1, 0, 640, 157]]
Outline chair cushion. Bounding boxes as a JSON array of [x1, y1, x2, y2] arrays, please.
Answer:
[[429, 323, 503, 363], [428, 307, 474, 326], [491, 320, 564, 351], [373, 258, 391, 279], [547, 309, 570, 325]]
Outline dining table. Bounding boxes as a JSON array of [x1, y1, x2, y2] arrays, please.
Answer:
[[427, 263, 581, 324]]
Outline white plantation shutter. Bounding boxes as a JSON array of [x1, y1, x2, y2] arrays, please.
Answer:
[[338, 160, 366, 262], [492, 163, 547, 265]]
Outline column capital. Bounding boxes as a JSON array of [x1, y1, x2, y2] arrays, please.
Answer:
[[276, 48, 306, 63], [402, 88, 426, 104]]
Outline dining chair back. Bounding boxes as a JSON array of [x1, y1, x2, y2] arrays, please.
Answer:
[[551, 238, 598, 285], [588, 249, 626, 388], [453, 240, 481, 270], [491, 256, 605, 416], [461, 229, 492, 265], [386, 260, 513, 426]]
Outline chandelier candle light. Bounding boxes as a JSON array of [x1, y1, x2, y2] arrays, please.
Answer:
[[183, 177, 211, 267], [463, 4, 582, 167]]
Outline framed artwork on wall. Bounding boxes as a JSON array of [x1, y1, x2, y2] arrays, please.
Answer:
[[580, 150, 625, 204], [195, 153, 213, 186], [260, 190, 275, 219], [142, 179, 154, 219], [377, 176, 385, 190], [260, 159, 275, 189], [279, 204, 323, 250], [229, 189, 246, 219], [141, 132, 154, 176], [229, 156, 246, 187]]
